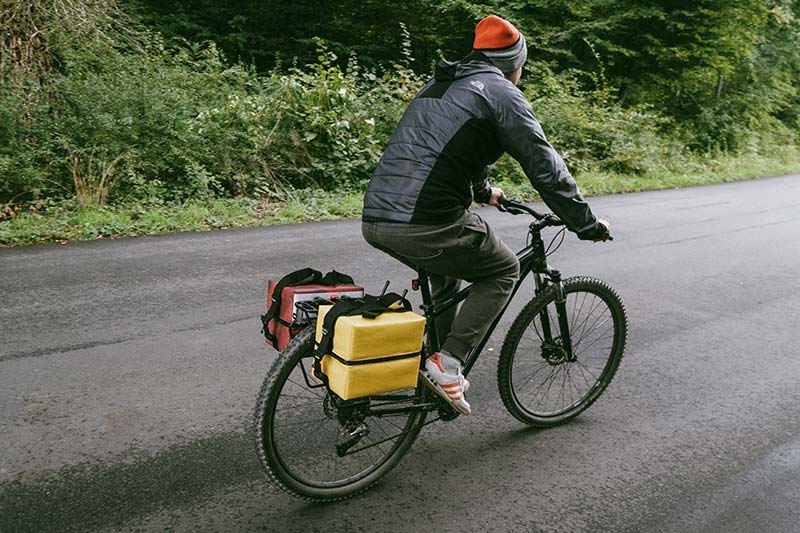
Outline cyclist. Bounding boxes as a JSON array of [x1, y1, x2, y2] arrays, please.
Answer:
[[362, 15, 610, 415]]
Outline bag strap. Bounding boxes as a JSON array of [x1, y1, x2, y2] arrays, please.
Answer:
[[313, 293, 412, 357], [311, 298, 363, 387], [355, 292, 410, 318], [265, 268, 323, 322], [319, 270, 355, 286], [262, 268, 323, 344], [266, 268, 355, 324], [311, 293, 413, 388], [314, 299, 364, 358], [263, 268, 358, 346]]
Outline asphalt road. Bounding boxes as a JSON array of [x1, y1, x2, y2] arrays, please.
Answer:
[[2, 174, 800, 532]]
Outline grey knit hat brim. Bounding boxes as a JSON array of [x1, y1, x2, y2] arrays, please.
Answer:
[[480, 33, 527, 75]]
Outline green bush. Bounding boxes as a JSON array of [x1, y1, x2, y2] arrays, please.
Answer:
[[1, 33, 424, 206], [188, 35, 423, 195], [49, 41, 248, 204], [2, 3, 799, 212], [522, 64, 680, 176], [0, 80, 58, 203]]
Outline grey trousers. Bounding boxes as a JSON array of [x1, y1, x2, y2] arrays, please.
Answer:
[[362, 210, 520, 362]]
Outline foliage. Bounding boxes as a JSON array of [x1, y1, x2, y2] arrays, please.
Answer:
[[125, 0, 475, 72], [188, 35, 423, 196], [486, 0, 800, 152], [0, 0, 134, 84], [4, 148, 800, 246], [2, 0, 800, 234], [1, 22, 423, 205], [521, 64, 677, 175]]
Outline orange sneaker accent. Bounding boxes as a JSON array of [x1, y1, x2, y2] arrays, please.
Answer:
[[429, 352, 446, 373]]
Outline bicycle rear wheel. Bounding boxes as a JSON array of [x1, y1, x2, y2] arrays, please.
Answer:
[[254, 328, 427, 501], [498, 276, 627, 426]]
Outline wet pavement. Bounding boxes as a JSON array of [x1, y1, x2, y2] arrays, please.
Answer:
[[2, 174, 800, 532]]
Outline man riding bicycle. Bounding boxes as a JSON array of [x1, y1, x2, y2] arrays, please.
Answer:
[[362, 15, 609, 416]]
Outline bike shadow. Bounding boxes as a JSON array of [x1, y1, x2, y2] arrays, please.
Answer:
[[1, 413, 599, 532]]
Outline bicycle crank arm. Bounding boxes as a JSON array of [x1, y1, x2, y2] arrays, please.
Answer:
[[364, 402, 438, 417]]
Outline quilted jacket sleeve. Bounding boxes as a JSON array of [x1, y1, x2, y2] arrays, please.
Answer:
[[492, 84, 600, 238]]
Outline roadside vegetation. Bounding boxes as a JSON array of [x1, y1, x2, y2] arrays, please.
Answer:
[[2, 1, 800, 246]]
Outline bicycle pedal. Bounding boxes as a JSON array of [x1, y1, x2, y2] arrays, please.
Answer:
[[419, 370, 464, 420], [437, 401, 460, 421]]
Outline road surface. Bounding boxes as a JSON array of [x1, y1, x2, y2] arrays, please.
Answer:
[[2, 174, 800, 532]]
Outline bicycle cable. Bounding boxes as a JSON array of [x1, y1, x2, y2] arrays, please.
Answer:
[[545, 227, 567, 257]]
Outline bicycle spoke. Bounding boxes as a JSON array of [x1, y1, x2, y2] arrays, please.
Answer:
[[276, 416, 335, 445], [531, 366, 564, 412], [286, 377, 326, 399], [502, 279, 627, 423], [332, 446, 338, 481], [380, 417, 407, 432], [565, 366, 583, 406], [570, 291, 589, 333], [540, 365, 566, 411], [575, 359, 601, 381], [573, 312, 612, 350], [515, 358, 552, 388], [275, 416, 330, 429], [575, 329, 613, 356], [347, 430, 408, 456], [573, 360, 597, 389], [276, 391, 324, 402], [562, 366, 574, 407], [572, 295, 605, 344], [275, 399, 325, 411], [526, 364, 563, 410]]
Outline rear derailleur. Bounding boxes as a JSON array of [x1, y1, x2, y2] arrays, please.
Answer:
[[325, 394, 371, 456]]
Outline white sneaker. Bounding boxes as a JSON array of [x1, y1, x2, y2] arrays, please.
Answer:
[[419, 352, 471, 415]]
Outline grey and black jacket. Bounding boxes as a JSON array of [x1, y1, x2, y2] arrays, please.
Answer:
[[363, 53, 603, 239]]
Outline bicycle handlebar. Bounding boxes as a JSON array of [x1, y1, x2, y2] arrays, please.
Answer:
[[497, 196, 613, 241], [497, 197, 559, 223]]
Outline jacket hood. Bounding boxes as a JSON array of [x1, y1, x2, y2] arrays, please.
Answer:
[[434, 53, 504, 82]]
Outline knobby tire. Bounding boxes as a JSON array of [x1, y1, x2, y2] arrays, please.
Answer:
[[254, 328, 426, 501], [497, 276, 628, 426]]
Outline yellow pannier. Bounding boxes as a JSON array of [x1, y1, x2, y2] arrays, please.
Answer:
[[314, 303, 425, 400]]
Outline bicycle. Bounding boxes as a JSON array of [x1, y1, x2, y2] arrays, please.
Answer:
[[254, 197, 628, 501]]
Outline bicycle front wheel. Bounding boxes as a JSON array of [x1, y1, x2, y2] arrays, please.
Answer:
[[254, 328, 427, 501], [498, 276, 627, 426]]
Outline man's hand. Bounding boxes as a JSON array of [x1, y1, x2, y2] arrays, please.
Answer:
[[488, 187, 505, 207], [594, 219, 611, 241]]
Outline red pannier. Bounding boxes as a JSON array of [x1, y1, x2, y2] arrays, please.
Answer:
[[262, 269, 364, 351]]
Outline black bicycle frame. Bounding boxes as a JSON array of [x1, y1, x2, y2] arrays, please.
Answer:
[[350, 220, 569, 421], [418, 219, 572, 377], [332, 214, 574, 421]]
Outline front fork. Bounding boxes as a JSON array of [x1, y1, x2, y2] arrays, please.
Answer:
[[535, 269, 575, 362]]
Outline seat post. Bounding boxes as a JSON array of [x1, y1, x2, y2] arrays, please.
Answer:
[[416, 268, 439, 353], [416, 268, 431, 306]]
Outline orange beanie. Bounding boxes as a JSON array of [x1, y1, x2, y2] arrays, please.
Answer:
[[472, 15, 527, 74], [473, 15, 520, 50]]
